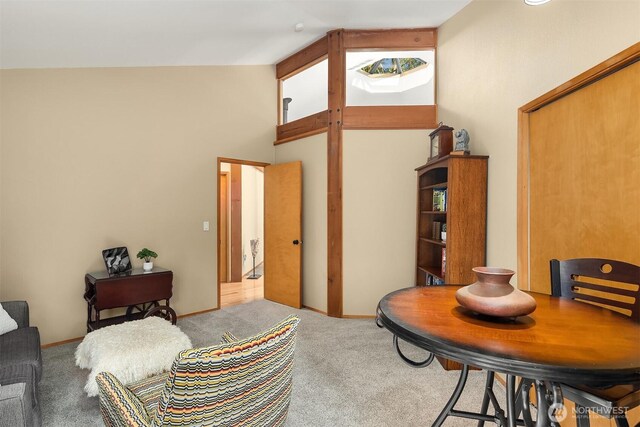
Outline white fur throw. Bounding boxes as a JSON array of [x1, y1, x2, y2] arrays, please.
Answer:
[[75, 317, 192, 397]]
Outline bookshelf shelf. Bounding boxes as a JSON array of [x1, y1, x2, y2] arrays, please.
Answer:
[[420, 181, 448, 190], [420, 237, 446, 247], [415, 155, 488, 287], [417, 265, 443, 280]]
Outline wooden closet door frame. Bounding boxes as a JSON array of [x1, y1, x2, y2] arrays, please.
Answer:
[[517, 43, 640, 291]]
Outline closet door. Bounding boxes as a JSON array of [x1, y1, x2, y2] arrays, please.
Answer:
[[524, 59, 639, 293]]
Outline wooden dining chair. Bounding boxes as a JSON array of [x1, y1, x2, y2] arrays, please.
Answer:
[[550, 258, 640, 427]]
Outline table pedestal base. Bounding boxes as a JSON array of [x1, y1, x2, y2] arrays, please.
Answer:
[[433, 367, 564, 427]]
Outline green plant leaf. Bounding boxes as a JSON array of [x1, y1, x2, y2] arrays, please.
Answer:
[[136, 248, 158, 261]]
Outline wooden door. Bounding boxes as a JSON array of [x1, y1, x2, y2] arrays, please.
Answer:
[[219, 173, 229, 283], [527, 60, 640, 293], [264, 161, 302, 308]]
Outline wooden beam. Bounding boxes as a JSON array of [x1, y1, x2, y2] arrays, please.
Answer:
[[327, 29, 345, 318], [219, 171, 229, 285], [217, 157, 270, 168], [275, 110, 329, 144], [343, 28, 437, 50], [275, 129, 328, 146], [343, 105, 437, 129], [230, 163, 243, 283], [276, 36, 329, 80]]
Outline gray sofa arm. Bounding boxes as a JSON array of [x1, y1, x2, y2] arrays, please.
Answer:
[[0, 383, 29, 427], [1, 301, 29, 328], [0, 364, 39, 427]]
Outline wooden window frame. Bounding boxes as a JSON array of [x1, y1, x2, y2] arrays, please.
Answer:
[[341, 28, 438, 130], [276, 37, 329, 144], [275, 110, 328, 145], [275, 28, 439, 144]]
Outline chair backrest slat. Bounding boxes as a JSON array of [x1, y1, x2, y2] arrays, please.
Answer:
[[570, 279, 639, 299], [550, 258, 640, 322], [572, 293, 636, 312]]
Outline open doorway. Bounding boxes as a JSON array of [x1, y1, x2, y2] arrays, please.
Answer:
[[217, 157, 269, 308]]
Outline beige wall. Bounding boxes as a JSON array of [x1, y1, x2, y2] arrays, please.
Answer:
[[0, 66, 275, 344], [437, 0, 640, 284], [274, 133, 327, 312], [343, 130, 427, 315]]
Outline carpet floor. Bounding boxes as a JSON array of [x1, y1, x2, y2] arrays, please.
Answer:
[[41, 299, 502, 426]]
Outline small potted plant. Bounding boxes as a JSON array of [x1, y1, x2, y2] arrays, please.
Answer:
[[137, 248, 158, 272]]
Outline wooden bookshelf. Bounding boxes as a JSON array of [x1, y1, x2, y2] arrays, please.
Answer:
[[415, 155, 488, 287]]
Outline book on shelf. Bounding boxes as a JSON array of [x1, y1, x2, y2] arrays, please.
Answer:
[[433, 189, 447, 212], [432, 221, 442, 240], [432, 190, 442, 211], [441, 248, 447, 276], [426, 272, 444, 286]]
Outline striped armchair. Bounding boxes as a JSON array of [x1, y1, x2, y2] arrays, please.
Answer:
[[96, 315, 300, 427]]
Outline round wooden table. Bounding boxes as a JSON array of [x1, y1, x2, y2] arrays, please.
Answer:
[[376, 286, 640, 426]]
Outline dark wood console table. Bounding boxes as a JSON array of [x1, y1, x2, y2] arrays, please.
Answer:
[[84, 267, 176, 332]]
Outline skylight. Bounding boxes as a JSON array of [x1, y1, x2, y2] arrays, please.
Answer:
[[360, 58, 427, 77]]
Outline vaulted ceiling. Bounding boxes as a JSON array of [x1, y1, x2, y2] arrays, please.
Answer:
[[0, 0, 471, 69]]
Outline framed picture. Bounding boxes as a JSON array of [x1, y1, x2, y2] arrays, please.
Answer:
[[102, 247, 132, 275]]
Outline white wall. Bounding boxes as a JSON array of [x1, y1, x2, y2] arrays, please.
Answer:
[[241, 165, 264, 275], [274, 133, 327, 312], [437, 0, 640, 284], [343, 130, 428, 315]]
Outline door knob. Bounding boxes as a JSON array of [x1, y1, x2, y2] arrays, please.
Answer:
[[293, 240, 302, 245]]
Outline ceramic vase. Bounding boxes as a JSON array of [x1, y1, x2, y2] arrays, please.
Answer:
[[455, 267, 537, 318], [143, 262, 153, 272]]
